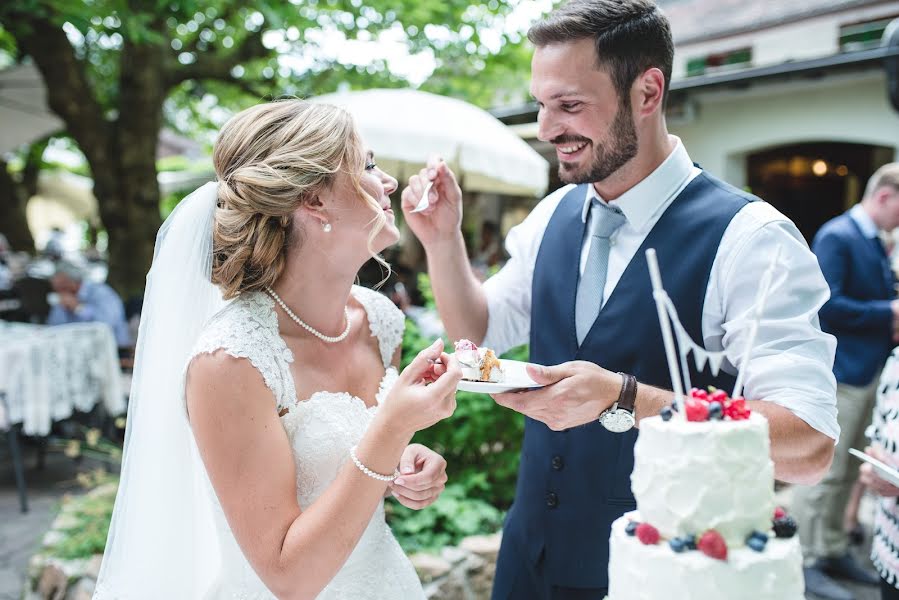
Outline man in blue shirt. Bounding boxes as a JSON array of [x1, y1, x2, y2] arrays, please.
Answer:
[[795, 162, 899, 600], [47, 262, 132, 348]]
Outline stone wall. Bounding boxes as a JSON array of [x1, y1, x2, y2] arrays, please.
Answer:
[[412, 532, 501, 600]]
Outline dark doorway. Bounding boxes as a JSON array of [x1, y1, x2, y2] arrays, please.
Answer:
[[747, 142, 894, 243]]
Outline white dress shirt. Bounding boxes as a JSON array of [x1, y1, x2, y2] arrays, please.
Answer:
[[482, 138, 839, 441], [849, 203, 879, 239]]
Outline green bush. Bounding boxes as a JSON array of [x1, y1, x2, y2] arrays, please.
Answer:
[[386, 483, 503, 554], [387, 273, 528, 552], [400, 318, 526, 509], [47, 475, 118, 560]]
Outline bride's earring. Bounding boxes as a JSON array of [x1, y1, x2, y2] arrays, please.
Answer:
[[322, 221, 332, 233]]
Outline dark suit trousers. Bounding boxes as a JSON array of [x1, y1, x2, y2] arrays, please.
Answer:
[[491, 535, 607, 600]]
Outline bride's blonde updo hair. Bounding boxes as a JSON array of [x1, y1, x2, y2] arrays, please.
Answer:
[[211, 99, 386, 299]]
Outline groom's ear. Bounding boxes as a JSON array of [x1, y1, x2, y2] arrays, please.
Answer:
[[634, 67, 666, 118]]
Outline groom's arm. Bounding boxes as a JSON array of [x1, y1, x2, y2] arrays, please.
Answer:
[[400, 158, 490, 344], [424, 231, 489, 344]]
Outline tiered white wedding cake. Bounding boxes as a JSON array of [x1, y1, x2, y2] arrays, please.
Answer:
[[606, 249, 804, 599], [607, 393, 804, 599]]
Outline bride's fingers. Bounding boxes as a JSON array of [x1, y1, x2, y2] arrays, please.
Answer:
[[400, 339, 445, 382], [392, 487, 444, 508], [428, 358, 448, 379], [425, 355, 462, 396], [395, 469, 448, 492], [392, 484, 442, 502]]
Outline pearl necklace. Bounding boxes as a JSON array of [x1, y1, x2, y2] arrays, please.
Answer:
[[264, 286, 351, 343]]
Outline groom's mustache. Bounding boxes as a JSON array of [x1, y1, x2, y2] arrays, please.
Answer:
[[549, 134, 592, 146]]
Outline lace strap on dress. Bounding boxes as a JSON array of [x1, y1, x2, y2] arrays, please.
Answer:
[[352, 286, 405, 369], [188, 292, 297, 411]]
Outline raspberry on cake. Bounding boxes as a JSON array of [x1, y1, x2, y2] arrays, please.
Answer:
[[454, 339, 504, 383]]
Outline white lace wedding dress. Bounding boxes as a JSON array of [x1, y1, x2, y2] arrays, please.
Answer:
[[189, 285, 426, 599]]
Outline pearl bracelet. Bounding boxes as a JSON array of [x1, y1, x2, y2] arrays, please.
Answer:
[[349, 445, 399, 482]]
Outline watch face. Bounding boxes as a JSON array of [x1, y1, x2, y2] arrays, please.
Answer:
[[602, 409, 636, 433]]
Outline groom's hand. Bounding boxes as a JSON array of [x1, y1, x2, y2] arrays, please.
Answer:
[[388, 443, 448, 510], [492, 361, 622, 430], [401, 157, 464, 247]]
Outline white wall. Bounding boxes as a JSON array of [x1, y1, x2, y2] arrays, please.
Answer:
[[670, 71, 899, 187]]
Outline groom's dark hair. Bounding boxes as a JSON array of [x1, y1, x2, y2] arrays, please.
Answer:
[[528, 0, 674, 108]]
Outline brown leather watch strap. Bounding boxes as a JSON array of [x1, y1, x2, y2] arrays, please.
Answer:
[[616, 372, 638, 413]]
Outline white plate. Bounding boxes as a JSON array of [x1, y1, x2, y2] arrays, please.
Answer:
[[849, 448, 899, 487], [454, 358, 544, 394]]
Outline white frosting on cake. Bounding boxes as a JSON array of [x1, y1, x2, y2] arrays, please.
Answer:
[[630, 413, 775, 546], [608, 513, 804, 600], [456, 346, 481, 381], [456, 346, 503, 382]]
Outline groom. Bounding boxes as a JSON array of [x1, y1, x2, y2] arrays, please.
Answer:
[[402, 0, 839, 598]]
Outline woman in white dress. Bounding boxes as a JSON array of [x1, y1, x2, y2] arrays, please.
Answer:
[[93, 100, 462, 599]]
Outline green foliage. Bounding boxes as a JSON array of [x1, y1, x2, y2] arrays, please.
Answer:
[[388, 274, 529, 551], [421, 32, 535, 108], [400, 317, 526, 508], [387, 483, 502, 553], [156, 155, 194, 172], [0, 0, 533, 142], [46, 476, 118, 560], [160, 188, 191, 219], [416, 272, 436, 309]]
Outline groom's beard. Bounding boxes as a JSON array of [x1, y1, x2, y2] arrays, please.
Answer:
[[556, 102, 639, 185]]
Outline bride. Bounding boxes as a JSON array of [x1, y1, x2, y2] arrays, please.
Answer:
[[93, 99, 462, 599]]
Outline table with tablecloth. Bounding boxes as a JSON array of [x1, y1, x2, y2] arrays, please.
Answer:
[[0, 320, 125, 436]]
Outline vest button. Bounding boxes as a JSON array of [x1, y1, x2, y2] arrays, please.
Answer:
[[551, 455, 564, 471], [546, 492, 559, 508]]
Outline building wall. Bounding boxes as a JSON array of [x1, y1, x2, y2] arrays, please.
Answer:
[[671, 1, 899, 78], [670, 70, 899, 187]]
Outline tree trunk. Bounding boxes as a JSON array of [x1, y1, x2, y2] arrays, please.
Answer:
[[0, 161, 35, 252], [94, 160, 162, 302], [96, 40, 167, 301]]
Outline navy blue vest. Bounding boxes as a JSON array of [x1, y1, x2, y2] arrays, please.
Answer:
[[503, 172, 753, 588]]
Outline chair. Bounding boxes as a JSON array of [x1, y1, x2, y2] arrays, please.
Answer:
[[0, 288, 25, 322], [12, 277, 51, 324], [1, 395, 28, 513]]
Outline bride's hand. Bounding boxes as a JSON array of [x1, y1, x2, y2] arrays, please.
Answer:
[[388, 444, 448, 510], [383, 339, 461, 436]]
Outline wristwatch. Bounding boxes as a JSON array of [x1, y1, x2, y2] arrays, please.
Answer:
[[599, 372, 638, 433]]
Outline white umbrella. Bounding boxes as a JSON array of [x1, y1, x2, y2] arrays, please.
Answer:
[[313, 88, 549, 197], [26, 171, 100, 243], [0, 63, 64, 154]]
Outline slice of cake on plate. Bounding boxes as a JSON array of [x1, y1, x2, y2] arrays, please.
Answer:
[[454, 339, 504, 383]]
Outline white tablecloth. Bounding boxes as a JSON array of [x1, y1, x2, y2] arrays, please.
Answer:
[[0, 321, 125, 436]]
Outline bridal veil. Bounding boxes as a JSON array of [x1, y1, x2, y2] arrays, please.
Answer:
[[94, 181, 227, 598]]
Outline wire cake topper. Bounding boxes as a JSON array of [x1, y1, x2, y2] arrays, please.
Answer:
[[645, 246, 787, 416]]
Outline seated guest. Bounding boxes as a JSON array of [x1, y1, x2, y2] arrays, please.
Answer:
[[47, 262, 131, 347]]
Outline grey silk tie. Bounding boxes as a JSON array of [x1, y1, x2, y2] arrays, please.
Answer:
[[575, 200, 627, 344]]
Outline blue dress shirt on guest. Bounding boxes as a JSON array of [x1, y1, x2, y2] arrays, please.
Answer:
[[47, 280, 132, 347]]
